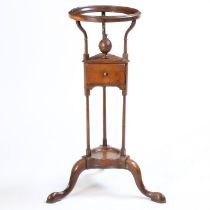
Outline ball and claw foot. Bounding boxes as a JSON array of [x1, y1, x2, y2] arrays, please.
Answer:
[[126, 158, 166, 203]]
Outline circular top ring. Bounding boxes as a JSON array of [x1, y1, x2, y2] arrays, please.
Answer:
[[69, 5, 141, 23]]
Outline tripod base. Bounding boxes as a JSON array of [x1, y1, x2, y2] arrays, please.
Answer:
[[46, 145, 166, 204]]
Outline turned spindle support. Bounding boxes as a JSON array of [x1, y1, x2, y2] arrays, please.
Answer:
[[103, 86, 107, 147]]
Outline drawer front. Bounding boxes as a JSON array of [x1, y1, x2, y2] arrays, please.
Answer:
[[85, 64, 126, 87]]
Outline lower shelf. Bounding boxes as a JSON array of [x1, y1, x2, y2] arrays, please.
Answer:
[[86, 145, 128, 169]]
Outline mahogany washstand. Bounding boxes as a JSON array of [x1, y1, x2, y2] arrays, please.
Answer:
[[46, 5, 166, 204]]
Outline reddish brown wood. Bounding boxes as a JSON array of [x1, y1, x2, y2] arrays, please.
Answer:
[[76, 21, 89, 60], [103, 87, 107, 146], [123, 20, 136, 59], [46, 146, 166, 203], [86, 53, 128, 64], [86, 146, 128, 169], [121, 94, 126, 156], [69, 5, 141, 22], [85, 63, 126, 90], [86, 93, 91, 156], [46, 158, 86, 203], [126, 159, 166, 203], [99, 37, 112, 56], [47, 5, 166, 204]]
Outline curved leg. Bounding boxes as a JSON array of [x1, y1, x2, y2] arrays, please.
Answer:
[[46, 158, 86, 203], [126, 158, 166, 203]]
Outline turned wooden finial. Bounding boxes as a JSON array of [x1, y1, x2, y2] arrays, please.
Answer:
[[99, 35, 112, 56]]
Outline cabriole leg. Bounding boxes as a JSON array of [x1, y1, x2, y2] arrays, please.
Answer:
[[46, 158, 86, 203], [126, 158, 166, 203]]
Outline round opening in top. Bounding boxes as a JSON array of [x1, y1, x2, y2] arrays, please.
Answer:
[[69, 5, 141, 22]]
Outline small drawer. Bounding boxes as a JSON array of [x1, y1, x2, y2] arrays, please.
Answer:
[[85, 64, 126, 87]]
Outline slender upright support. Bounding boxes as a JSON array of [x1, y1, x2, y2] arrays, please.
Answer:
[[103, 87, 107, 146], [123, 20, 136, 59], [121, 93, 126, 156], [76, 21, 89, 60], [102, 11, 106, 38], [86, 92, 91, 156]]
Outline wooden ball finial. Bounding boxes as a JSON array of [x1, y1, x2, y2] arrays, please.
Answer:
[[99, 35, 112, 56]]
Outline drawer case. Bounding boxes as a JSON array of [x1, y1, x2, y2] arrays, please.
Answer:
[[85, 63, 127, 90]]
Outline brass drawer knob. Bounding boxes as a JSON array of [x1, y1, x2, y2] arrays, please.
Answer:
[[103, 71, 108, 77]]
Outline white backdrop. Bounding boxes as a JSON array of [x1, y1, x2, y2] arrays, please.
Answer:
[[0, 0, 210, 210]]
